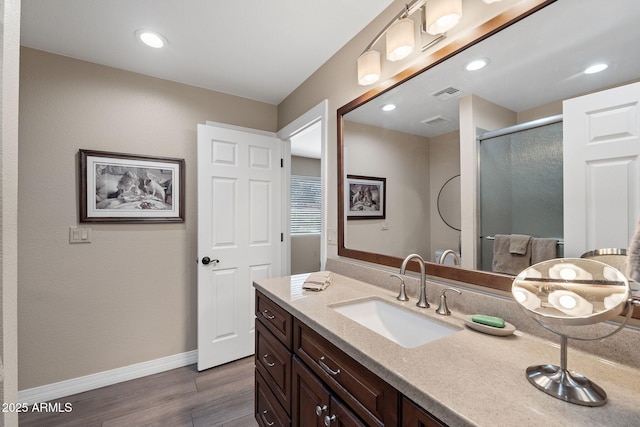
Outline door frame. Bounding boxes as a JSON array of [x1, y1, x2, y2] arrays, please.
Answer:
[[277, 100, 329, 274]]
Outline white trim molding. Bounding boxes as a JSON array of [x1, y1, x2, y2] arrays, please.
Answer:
[[18, 350, 197, 404]]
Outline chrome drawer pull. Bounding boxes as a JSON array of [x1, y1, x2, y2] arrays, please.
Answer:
[[319, 356, 341, 376], [260, 410, 275, 426], [262, 354, 275, 367], [261, 309, 276, 320]]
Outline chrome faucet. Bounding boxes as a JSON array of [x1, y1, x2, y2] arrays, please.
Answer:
[[390, 273, 409, 301], [435, 288, 462, 315], [438, 249, 460, 265], [400, 253, 429, 308]]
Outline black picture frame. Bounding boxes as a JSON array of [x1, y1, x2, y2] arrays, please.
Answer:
[[346, 175, 386, 220], [79, 149, 185, 223]]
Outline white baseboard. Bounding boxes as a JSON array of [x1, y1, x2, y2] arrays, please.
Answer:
[[18, 350, 197, 404]]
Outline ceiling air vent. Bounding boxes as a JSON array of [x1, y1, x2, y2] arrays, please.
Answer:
[[431, 86, 462, 101], [421, 115, 450, 126]]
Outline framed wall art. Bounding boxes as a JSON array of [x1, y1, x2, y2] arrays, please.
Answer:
[[346, 175, 386, 219], [79, 149, 185, 223]]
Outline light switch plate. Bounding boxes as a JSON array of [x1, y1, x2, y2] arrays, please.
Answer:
[[69, 226, 91, 244], [327, 227, 337, 245]]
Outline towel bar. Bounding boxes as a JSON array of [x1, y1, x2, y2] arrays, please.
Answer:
[[481, 235, 564, 245]]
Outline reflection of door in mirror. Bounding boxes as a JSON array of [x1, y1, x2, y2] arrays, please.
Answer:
[[479, 119, 563, 272], [343, 120, 460, 261]]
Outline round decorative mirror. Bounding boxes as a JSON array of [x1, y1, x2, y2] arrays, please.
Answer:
[[436, 175, 461, 231], [512, 258, 636, 407]]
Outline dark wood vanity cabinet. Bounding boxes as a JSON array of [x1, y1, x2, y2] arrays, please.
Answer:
[[402, 398, 446, 427], [255, 290, 447, 427], [292, 357, 366, 427], [255, 292, 293, 427], [293, 318, 398, 427]]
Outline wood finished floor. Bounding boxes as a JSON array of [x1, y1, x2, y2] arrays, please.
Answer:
[[19, 356, 259, 427]]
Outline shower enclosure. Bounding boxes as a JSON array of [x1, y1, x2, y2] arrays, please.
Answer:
[[478, 116, 564, 272]]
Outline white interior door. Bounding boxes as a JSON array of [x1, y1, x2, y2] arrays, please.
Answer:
[[563, 81, 640, 257], [197, 123, 282, 371]]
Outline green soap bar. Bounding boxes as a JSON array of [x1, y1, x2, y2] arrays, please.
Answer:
[[471, 314, 505, 328]]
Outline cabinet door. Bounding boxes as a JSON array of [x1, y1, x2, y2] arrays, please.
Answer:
[[293, 357, 330, 427], [325, 396, 367, 427], [402, 398, 446, 427]]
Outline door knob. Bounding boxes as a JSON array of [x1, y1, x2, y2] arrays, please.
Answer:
[[201, 257, 219, 266]]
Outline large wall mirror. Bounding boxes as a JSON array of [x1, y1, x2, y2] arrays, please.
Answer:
[[337, 0, 640, 300]]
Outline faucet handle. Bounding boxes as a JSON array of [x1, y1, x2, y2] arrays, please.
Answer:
[[436, 288, 461, 315], [390, 273, 409, 301]]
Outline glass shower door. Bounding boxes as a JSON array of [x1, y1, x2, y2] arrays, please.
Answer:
[[479, 120, 563, 272]]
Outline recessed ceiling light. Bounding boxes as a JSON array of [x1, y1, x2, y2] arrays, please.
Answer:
[[381, 104, 397, 112], [584, 63, 608, 74], [465, 58, 490, 71], [135, 29, 167, 49]]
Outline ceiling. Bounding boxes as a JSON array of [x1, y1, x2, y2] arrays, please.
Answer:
[[345, 0, 640, 138], [20, 0, 393, 105]]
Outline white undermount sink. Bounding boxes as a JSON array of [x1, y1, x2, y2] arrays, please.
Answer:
[[331, 298, 458, 348]]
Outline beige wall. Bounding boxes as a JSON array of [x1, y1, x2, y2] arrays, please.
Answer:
[[429, 131, 461, 261], [344, 121, 430, 258], [291, 155, 320, 176], [18, 47, 277, 389]]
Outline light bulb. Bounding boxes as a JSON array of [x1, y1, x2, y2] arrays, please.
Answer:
[[136, 29, 167, 49]]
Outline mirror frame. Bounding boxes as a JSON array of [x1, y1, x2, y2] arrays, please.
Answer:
[[337, 0, 640, 319]]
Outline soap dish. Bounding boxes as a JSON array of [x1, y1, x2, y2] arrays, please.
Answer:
[[464, 316, 516, 336]]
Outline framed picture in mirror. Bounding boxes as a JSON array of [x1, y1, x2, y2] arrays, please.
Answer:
[[347, 175, 386, 219]]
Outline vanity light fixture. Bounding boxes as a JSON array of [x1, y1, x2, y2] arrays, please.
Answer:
[[425, 0, 462, 35], [357, 0, 457, 86], [465, 58, 490, 71], [135, 29, 168, 49], [386, 18, 415, 61], [357, 50, 381, 85], [381, 103, 397, 112], [355, 0, 506, 85], [584, 63, 608, 74]]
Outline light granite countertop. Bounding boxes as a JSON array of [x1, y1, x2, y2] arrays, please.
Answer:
[[253, 272, 640, 427]]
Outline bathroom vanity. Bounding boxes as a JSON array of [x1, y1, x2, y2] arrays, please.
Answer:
[[253, 272, 640, 427]]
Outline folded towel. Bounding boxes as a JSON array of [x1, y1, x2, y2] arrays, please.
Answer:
[[627, 218, 640, 282], [492, 234, 531, 275], [303, 271, 332, 291], [531, 238, 558, 264], [509, 234, 531, 255]]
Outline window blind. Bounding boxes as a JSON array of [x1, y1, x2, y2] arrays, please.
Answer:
[[290, 175, 321, 235]]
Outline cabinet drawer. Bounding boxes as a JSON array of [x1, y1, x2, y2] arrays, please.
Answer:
[[256, 320, 292, 414], [257, 291, 293, 349], [294, 319, 399, 427], [256, 369, 291, 427]]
